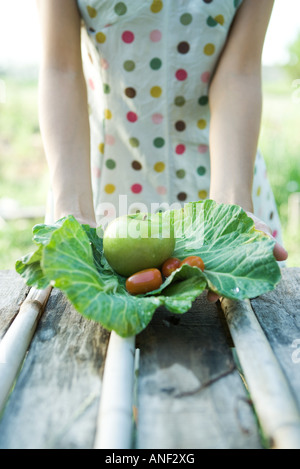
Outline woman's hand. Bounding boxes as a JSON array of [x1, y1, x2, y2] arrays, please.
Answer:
[[245, 212, 288, 262], [206, 211, 288, 303]]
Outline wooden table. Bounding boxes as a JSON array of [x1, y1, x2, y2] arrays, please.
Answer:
[[0, 267, 300, 450]]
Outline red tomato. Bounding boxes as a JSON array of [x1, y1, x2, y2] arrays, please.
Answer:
[[161, 257, 181, 277], [180, 256, 205, 271], [126, 268, 163, 295]]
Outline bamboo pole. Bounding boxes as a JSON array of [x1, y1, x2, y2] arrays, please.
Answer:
[[0, 285, 52, 413], [93, 332, 136, 449], [221, 297, 300, 449]]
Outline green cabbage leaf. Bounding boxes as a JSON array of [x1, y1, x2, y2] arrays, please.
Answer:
[[15, 200, 281, 337]]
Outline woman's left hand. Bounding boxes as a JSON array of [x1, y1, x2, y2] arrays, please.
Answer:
[[207, 212, 288, 303], [245, 212, 288, 262]]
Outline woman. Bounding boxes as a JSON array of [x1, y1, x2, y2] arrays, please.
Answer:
[[35, 0, 288, 301]]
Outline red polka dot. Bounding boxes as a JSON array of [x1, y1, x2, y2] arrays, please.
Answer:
[[131, 183, 143, 194], [105, 134, 115, 145], [127, 111, 138, 122], [175, 69, 188, 81], [175, 144, 186, 154], [152, 113, 163, 124], [93, 167, 101, 178], [88, 78, 95, 90], [122, 31, 135, 43], [150, 29, 162, 42], [100, 58, 109, 69], [198, 144, 208, 153], [272, 229, 278, 238], [157, 185, 167, 195], [201, 71, 210, 83]]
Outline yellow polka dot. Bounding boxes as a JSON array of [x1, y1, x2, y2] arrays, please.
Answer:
[[204, 43, 215, 56], [198, 190, 208, 199], [197, 119, 207, 129], [104, 109, 112, 119], [151, 1, 163, 13], [87, 6, 97, 18], [98, 143, 105, 154], [150, 86, 162, 98], [154, 162, 165, 172], [96, 32, 106, 43], [257, 186, 261, 196], [215, 15, 224, 25], [105, 184, 115, 194]]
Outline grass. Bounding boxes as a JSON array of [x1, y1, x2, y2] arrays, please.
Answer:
[[260, 68, 300, 267], [0, 67, 299, 270], [0, 74, 49, 269]]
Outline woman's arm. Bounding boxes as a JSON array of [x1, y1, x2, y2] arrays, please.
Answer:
[[206, 0, 287, 301], [209, 0, 274, 213], [36, 0, 96, 226]]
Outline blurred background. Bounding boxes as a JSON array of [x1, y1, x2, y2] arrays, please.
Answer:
[[0, 0, 299, 269]]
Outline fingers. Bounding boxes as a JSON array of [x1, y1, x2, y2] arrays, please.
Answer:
[[273, 241, 288, 262], [246, 211, 288, 262], [207, 290, 220, 303]]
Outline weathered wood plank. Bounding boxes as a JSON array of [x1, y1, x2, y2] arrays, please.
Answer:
[[135, 293, 263, 449], [0, 285, 52, 412], [251, 267, 300, 410], [1, 268, 299, 449], [0, 270, 30, 339], [0, 288, 110, 449], [221, 295, 300, 449]]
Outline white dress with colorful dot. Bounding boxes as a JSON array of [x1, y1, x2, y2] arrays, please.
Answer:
[[76, 0, 282, 242]]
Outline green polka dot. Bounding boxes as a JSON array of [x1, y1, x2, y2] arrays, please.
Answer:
[[176, 169, 186, 179], [106, 159, 116, 169], [234, 0, 242, 8], [198, 96, 208, 106], [150, 57, 162, 70], [123, 60, 135, 71], [174, 96, 185, 106], [207, 16, 218, 27], [103, 83, 110, 94], [129, 137, 140, 147], [153, 137, 165, 148], [180, 13, 193, 25], [197, 166, 206, 176], [114, 2, 127, 15]]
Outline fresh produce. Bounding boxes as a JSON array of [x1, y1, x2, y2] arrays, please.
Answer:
[[103, 212, 175, 277], [125, 268, 163, 295], [161, 257, 181, 277], [15, 200, 281, 338], [180, 256, 205, 271]]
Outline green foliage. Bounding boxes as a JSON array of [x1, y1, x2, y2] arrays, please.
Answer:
[[0, 75, 48, 206], [284, 30, 300, 81], [260, 69, 300, 266]]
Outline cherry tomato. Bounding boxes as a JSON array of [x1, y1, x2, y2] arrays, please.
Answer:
[[126, 268, 163, 295], [180, 256, 205, 271], [161, 257, 181, 277]]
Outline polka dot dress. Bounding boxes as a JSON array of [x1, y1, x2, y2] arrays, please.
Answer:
[[77, 0, 283, 243]]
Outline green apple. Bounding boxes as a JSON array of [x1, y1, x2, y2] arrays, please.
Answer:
[[103, 212, 175, 277]]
